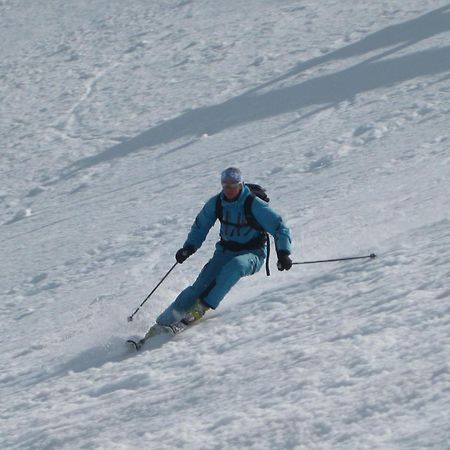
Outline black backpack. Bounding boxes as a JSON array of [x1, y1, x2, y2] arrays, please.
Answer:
[[215, 184, 271, 275]]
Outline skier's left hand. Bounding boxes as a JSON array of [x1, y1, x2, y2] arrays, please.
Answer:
[[277, 251, 292, 271]]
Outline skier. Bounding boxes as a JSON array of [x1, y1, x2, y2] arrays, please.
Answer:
[[146, 167, 292, 338]]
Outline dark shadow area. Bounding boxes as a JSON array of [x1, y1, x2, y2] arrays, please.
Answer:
[[248, 4, 450, 94], [12, 334, 175, 392], [61, 5, 450, 179], [54, 333, 173, 373], [52, 317, 217, 375], [56, 338, 136, 373]]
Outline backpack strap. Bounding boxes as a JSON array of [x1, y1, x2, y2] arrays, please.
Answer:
[[244, 195, 271, 276], [216, 193, 271, 276], [215, 193, 223, 223], [243, 196, 263, 231]]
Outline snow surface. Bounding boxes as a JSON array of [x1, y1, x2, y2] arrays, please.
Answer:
[[1, 0, 450, 449]]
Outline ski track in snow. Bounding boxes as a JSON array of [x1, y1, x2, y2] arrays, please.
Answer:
[[1, 1, 450, 449]]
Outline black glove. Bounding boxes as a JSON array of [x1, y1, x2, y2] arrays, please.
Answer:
[[175, 245, 195, 264], [277, 251, 292, 271]]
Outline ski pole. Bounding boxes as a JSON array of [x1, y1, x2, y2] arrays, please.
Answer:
[[127, 262, 178, 322], [293, 253, 376, 265]]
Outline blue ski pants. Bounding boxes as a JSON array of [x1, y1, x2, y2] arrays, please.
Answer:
[[156, 246, 265, 326]]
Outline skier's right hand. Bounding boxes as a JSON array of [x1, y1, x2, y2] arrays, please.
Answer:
[[175, 245, 195, 264]]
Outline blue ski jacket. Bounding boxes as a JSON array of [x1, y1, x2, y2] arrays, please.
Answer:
[[184, 185, 292, 255]]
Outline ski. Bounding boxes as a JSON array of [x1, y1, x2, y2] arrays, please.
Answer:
[[127, 338, 145, 351], [127, 321, 190, 351]]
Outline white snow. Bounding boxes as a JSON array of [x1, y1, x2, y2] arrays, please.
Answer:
[[1, 1, 450, 449]]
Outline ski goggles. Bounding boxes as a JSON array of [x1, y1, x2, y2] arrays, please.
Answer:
[[222, 181, 242, 189]]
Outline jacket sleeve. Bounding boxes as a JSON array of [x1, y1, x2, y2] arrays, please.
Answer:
[[251, 198, 292, 254], [184, 196, 218, 250]]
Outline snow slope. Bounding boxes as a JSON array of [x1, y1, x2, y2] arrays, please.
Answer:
[[1, 1, 450, 448]]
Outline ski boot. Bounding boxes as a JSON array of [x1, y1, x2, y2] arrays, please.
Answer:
[[144, 323, 174, 340], [127, 323, 173, 350], [181, 298, 210, 325]]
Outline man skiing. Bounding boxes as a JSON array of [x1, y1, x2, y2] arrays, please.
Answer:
[[145, 167, 292, 339]]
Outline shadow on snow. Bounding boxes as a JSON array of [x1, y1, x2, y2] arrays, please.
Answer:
[[60, 5, 450, 178]]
